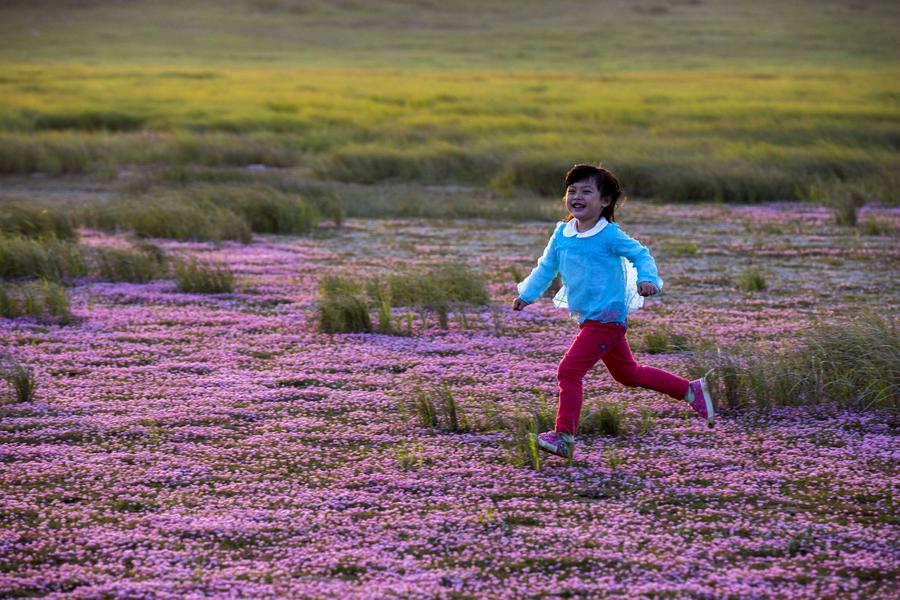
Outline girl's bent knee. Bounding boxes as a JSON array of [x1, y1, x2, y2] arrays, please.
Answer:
[[611, 370, 639, 387]]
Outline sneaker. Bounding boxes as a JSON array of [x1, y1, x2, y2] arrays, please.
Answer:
[[536, 431, 575, 459], [688, 376, 715, 428]]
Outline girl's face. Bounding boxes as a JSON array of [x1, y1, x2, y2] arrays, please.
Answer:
[[565, 178, 610, 225]]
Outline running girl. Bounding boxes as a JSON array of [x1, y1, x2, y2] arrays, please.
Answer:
[[514, 163, 714, 460]]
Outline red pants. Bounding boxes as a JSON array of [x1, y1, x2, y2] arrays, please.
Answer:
[[555, 321, 690, 434]]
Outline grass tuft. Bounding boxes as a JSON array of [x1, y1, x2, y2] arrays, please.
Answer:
[[396, 444, 432, 472], [736, 267, 768, 292], [89, 244, 168, 283], [0, 202, 78, 241], [173, 258, 234, 294], [386, 263, 490, 309], [641, 326, 690, 354], [831, 188, 867, 227], [323, 264, 488, 335], [1, 359, 37, 404], [410, 383, 468, 432], [859, 217, 895, 236], [688, 316, 899, 410], [508, 413, 544, 471], [664, 239, 698, 256], [638, 407, 656, 435], [95, 198, 253, 244], [580, 403, 626, 437], [318, 279, 372, 334], [605, 445, 624, 471], [0, 235, 86, 281], [0, 279, 73, 323]]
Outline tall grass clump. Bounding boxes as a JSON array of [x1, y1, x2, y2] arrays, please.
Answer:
[[409, 383, 470, 432], [372, 282, 393, 334], [832, 195, 866, 227], [0, 236, 86, 281], [803, 178, 870, 227], [322, 264, 488, 335], [0, 132, 98, 176], [0, 202, 78, 241], [89, 184, 321, 242], [1, 359, 37, 404], [413, 390, 439, 429], [859, 217, 896, 236], [198, 185, 320, 235], [0, 280, 73, 323], [688, 317, 898, 410], [173, 258, 234, 294], [736, 267, 768, 292], [579, 403, 626, 437], [508, 413, 545, 471], [641, 326, 690, 354], [318, 276, 372, 334], [89, 244, 168, 283], [830, 186, 868, 227], [386, 263, 490, 309], [96, 198, 253, 244]]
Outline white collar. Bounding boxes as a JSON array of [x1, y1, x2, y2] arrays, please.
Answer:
[[562, 217, 608, 238]]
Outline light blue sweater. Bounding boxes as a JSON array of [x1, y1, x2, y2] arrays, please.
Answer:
[[517, 219, 663, 325]]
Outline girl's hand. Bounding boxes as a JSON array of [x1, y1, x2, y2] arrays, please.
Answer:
[[512, 297, 529, 311], [637, 282, 658, 297]]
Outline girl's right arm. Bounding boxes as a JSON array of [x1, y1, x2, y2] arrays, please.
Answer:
[[516, 225, 562, 304]]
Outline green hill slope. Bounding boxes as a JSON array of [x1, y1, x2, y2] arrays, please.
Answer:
[[1, 0, 898, 70]]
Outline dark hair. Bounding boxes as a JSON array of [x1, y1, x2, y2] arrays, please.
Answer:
[[562, 163, 626, 223]]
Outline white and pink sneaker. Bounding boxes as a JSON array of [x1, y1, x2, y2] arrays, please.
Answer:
[[688, 377, 715, 428]]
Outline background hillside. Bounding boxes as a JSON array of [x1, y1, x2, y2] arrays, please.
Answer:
[[1, 0, 898, 205], [2, 0, 899, 70]]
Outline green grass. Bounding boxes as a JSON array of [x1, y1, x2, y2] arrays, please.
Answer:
[[173, 259, 234, 294], [0, 279, 73, 323], [318, 276, 372, 334], [1, 1, 897, 70], [377, 263, 490, 309], [86, 195, 252, 244], [736, 267, 768, 292], [82, 182, 320, 242], [319, 265, 488, 335], [859, 217, 897, 236], [410, 384, 470, 433], [641, 326, 690, 354], [88, 245, 168, 283], [0, 201, 78, 241], [1, 66, 897, 203], [689, 316, 899, 410], [1, 360, 37, 404], [0, 235, 86, 281], [508, 413, 546, 471], [579, 403, 626, 437]]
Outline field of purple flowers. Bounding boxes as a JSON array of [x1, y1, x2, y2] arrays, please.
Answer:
[[1, 201, 898, 598]]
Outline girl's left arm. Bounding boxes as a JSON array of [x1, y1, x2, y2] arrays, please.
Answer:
[[609, 226, 664, 291]]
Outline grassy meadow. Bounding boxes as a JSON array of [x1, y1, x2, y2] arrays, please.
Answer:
[[2, 65, 899, 205], [1, 0, 899, 597]]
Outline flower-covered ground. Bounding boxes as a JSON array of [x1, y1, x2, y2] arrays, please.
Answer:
[[1, 201, 898, 598]]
